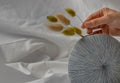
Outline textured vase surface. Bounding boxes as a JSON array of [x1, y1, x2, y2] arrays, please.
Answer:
[[69, 34, 120, 83]]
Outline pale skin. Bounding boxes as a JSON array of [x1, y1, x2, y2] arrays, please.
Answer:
[[81, 8, 120, 36]]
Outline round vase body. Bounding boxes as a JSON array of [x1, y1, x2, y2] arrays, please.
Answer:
[[69, 34, 120, 83]]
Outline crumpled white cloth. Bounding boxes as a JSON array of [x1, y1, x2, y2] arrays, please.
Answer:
[[0, 0, 120, 83]]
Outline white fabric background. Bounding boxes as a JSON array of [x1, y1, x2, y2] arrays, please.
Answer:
[[0, 0, 119, 83]]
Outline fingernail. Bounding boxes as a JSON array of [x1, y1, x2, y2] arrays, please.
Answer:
[[85, 22, 92, 27]]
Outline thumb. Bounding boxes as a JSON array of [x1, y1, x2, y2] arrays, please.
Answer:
[[84, 16, 110, 28]]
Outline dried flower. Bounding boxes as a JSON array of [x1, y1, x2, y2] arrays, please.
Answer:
[[65, 8, 83, 23], [62, 28, 75, 36], [47, 16, 58, 22], [45, 8, 84, 38], [65, 8, 76, 17], [73, 27, 82, 36], [55, 13, 70, 25], [46, 23, 63, 32]]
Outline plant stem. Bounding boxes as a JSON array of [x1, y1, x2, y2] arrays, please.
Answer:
[[70, 24, 74, 27], [76, 15, 83, 23], [79, 34, 84, 38]]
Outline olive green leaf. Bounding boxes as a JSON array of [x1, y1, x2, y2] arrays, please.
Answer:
[[47, 16, 58, 22], [46, 23, 63, 32], [55, 13, 70, 25], [62, 28, 75, 36], [65, 8, 76, 17]]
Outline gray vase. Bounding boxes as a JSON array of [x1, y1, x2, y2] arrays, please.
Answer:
[[68, 34, 120, 83]]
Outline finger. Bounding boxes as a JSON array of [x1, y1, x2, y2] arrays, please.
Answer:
[[102, 25, 109, 35], [81, 23, 86, 28], [85, 10, 103, 22], [92, 30, 102, 34], [84, 16, 110, 28], [81, 10, 102, 28], [85, 8, 109, 22], [81, 8, 109, 28], [87, 27, 100, 34]]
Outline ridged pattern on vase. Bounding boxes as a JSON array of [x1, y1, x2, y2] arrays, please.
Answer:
[[68, 34, 120, 83]]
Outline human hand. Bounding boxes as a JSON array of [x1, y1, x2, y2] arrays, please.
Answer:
[[81, 8, 120, 36]]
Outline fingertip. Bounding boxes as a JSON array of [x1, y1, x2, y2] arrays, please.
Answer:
[[81, 23, 86, 29]]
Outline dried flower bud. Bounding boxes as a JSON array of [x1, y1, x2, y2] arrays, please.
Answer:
[[47, 16, 58, 22], [55, 13, 70, 25], [65, 8, 76, 17], [62, 28, 75, 36], [46, 23, 63, 32], [73, 27, 82, 35]]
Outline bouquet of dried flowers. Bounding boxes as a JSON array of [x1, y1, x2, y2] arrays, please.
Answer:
[[45, 8, 84, 37]]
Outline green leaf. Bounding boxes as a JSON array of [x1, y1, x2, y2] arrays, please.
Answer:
[[47, 16, 58, 22], [62, 28, 75, 36], [65, 8, 76, 17]]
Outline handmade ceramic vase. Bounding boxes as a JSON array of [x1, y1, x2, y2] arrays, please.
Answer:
[[68, 34, 120, 83]]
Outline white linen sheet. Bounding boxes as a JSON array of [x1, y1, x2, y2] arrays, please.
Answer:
[[0, 0, 119, 83]]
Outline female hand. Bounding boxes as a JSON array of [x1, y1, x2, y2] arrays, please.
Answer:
[[81, 8, 120, 36]]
